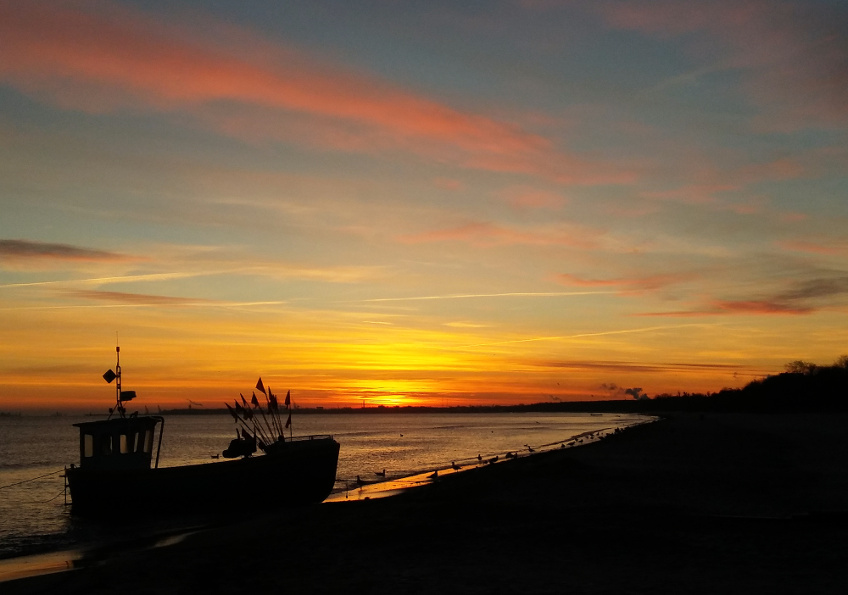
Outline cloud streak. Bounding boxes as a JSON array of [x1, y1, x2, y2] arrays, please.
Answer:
[[0, 239, 129, 263], [364, 291, 617, 303], [636, 274, 848, 317], [399, 221, 602, 248], [556, 272, 692, 293], [597, 0, 848, 131], [0, 1, 628, 185], [464, 323, 712, 348], [0, 272, 210, 289]]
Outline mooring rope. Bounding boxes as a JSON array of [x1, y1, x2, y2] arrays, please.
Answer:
[[42, 490, 67, 503], [0, 469, 64, 490]]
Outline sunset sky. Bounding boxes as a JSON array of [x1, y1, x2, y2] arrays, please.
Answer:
[[1, 0, 847, 412]]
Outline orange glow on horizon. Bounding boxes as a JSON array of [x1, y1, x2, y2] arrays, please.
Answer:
[[2, 2, 845, 414]]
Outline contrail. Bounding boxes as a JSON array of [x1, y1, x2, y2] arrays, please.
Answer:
[[0, 300, 288, 311], [0, 272, 207, 288], [463, 323, 715, 348], [363, 291, 617, 302]]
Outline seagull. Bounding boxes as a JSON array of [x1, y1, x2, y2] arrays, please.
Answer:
[[429, 470, 439, 480], [451, 461, 461, 470]]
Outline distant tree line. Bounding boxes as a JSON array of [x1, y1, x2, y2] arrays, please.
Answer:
[[154, 356, 848, 416], [644, 355, 848, 413]]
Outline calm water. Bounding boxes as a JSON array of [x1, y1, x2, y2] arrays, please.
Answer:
[[0, 411, 646, 559]]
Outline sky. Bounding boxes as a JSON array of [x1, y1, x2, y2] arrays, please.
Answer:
[[1, 0, 847, 412]]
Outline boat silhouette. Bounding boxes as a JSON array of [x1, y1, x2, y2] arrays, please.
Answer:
[[65, 347, 340, 518]]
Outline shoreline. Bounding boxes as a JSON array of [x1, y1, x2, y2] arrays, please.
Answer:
[[4, 411, 847, 593], [0, 420, 641, 582]]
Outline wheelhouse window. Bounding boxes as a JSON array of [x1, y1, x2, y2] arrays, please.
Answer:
[[83, 434, 94, 458]]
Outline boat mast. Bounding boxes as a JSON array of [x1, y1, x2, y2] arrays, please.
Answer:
[[115, 345, 122, 417]]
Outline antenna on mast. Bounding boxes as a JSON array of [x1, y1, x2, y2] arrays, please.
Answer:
[[103, 337, 135, 418]]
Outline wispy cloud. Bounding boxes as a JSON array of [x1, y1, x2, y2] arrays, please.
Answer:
[[779, 240, 848, 256], [2, 287, 287, 310], [500, 186, 568, 210], [0, 272, 209, 289], [710, 300, 814, 316], [364, 291, 617, 303], [65, 290, 212, 306], [464, 323, 712, 348], [536, 358, 747, 376], [399, 221, 601, 248], [636, 274, 848, 317], [556, 272, 691, 293], [0, 1, 631, 185], [596, 0, 848, 131], [0, 239, 130, 263]]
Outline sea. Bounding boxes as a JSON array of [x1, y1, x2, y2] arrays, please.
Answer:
[[0, 411, 647, 561]]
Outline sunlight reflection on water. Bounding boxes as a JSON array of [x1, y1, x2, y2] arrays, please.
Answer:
[[0, 411, 646, 558]]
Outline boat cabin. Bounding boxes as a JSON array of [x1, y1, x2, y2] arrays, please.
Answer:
[[73, 416, 163, 471]]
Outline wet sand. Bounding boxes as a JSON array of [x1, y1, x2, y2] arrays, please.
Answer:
[[5, 412, 848, 594]]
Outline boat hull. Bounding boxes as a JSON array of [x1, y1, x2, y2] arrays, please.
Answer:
[[67, 436, 340, 517]]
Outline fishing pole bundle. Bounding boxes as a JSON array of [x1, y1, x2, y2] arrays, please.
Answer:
[[224, 378, 292, 457]]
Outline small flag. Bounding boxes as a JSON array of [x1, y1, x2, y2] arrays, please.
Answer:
[[284, 390, 291, 407], [225, 403, 238, 423], [255, 378, 266, 395], [251, 392, 259, 408], [285, 411, 292, 428], [240, 393, 248, 408]]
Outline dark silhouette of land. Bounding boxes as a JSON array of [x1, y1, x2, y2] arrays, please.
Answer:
[[5, 361, 848, 593], [158, 361, 848, 415]]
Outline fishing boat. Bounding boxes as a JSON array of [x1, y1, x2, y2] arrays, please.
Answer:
[[65, 347, 340, 518]]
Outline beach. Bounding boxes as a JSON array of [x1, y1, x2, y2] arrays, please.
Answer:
[[4, 412, 847, 594]]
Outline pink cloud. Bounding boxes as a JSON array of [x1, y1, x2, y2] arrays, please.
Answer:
[[641, 183, 738, 205], [0, 239, 131, 263], [434, 178, 465, 191], [778, 240, 846, 256], [400, 222, 600, 249], [636, 299, 814, 317], [711, 299, 814, 315], [65, 290, 211, 306], [638, 151, 814, 211], [501, 186, 567, 210], [0, 1, 631, 185], [556, 272, 690, 292]]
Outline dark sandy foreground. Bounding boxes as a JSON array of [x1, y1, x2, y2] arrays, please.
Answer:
[[6, 413, 848, 594]]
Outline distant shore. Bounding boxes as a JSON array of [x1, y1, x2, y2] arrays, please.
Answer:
[[5, 411, 847, 594]]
